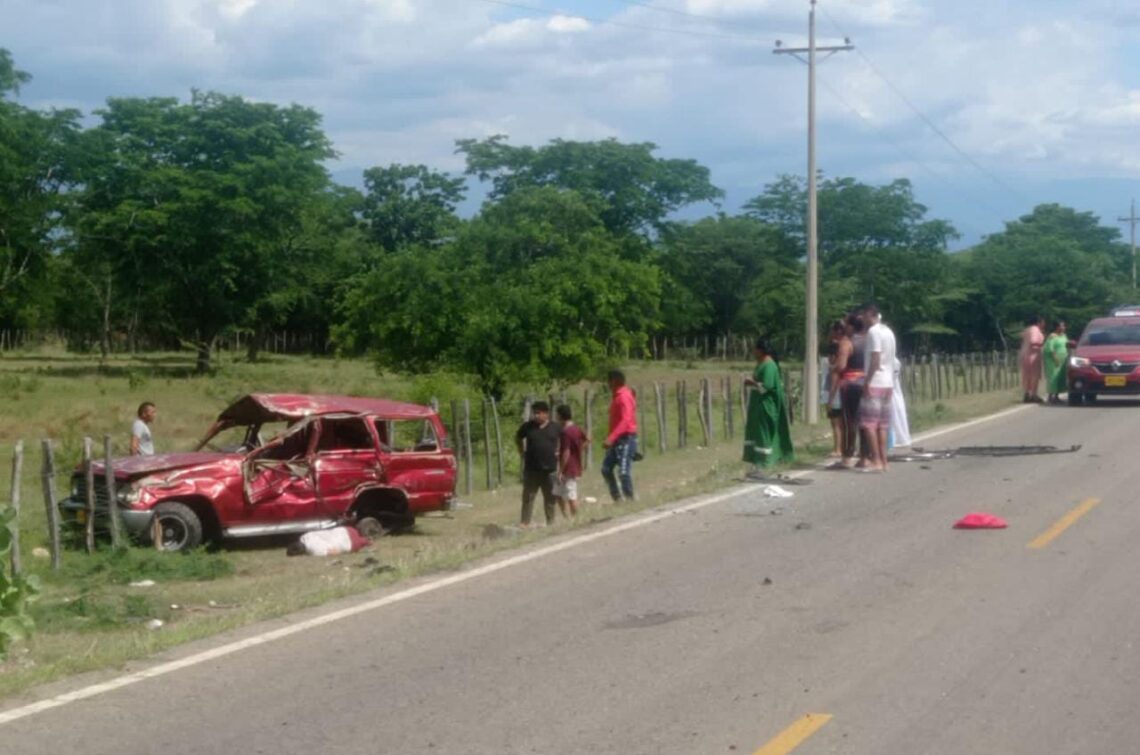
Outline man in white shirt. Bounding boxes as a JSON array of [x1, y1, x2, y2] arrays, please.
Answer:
[[859, 304, 897, 472], [131, 402, 157, 456]]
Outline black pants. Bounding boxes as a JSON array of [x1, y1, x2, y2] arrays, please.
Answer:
[[840, 381, 863, 459], [521, 469, 557, 525]]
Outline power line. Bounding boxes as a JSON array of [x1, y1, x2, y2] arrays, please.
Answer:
[[817, 5, 1026, 200], [473, 0, 766, 43]]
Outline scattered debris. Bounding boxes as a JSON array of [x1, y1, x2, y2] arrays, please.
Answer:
[[894, 444, 1081, 463], [794, 522, 812, 531], [32, 547, 49, 559], [170, 604, 181, 610], [585, 496, 599, 504], [145, 619, 164, 631], [763, 485, 795, 499], [129, 580, 156, 588], [360, 556, 380, 567], [954, 513, 1008, 530], [762, 577, 773, 586], [743, 472, 812, 486], [769, 508, 785, 516]]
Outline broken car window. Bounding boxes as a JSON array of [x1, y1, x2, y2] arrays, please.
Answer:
[[317, 417, 375, 452]]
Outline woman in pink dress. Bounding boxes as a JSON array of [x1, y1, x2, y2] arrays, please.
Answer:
[[1019, 315, 1046, 403]]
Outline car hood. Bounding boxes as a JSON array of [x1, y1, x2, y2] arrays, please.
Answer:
[[1073, 345, 1140, 362], [90, 452, 238, 480]]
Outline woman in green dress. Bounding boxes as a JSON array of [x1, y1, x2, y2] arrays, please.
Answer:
[[743, 338, 795, 471], [1043, 321, 1068, 404]]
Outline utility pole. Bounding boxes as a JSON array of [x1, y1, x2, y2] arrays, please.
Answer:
[[774, 1, 853, 425], [1119, 199, 1138, 290]]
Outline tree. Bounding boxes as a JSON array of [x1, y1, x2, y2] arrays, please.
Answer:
[[0, 50, 81, 330], [657, 215, 799, 340], [72, 92, 336, 371], [336, 187, 661, 395], [957, 204, 1128, 347], [361, 163, 466, 251], [455, 136, 723, 236]]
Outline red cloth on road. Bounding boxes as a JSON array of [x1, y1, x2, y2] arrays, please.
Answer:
[[953, 513, 1008, 530], [606, 386, 638, 446]]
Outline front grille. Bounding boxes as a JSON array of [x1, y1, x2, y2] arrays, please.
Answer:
[[71, 474, 114, 508], [1093, 362, 1138, 375]]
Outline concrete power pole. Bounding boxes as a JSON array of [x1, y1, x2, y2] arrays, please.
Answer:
[[775, 1, 852, 425], [1119, 199, 1138, 290]]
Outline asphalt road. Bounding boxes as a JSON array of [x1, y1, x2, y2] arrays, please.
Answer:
[[4, 401, 1140, 754]]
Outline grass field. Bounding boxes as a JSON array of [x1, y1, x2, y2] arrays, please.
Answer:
[[0, 346, 1020, 698]]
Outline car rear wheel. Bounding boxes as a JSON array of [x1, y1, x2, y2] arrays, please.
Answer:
[[355, 513, 415, 538], [151, 502, 204, 551]]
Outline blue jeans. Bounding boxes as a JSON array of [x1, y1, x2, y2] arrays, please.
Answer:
[[602, 434, 637, 501]]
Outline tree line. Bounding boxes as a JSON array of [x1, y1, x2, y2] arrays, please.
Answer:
[[1, 50, 1133, 394]]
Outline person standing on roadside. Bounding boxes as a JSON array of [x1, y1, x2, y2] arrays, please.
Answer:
[[554, 404, 588, 518], [1019, 315, 1046, 404], [840, 313, 867, 468], [601, 370, 638, 503], [515, 402, 561, 527], [743, 338, 795, 473], [859, 304, 896, 473], [826, 320, 850, 460], [1043, 321, 1069, 404], [131, 401, 157, 456]]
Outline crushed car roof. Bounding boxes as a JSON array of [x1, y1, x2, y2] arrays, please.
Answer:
[[218, 393, 437, 424]]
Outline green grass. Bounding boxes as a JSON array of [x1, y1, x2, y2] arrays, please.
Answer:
[[0, 345, 1020, 698]]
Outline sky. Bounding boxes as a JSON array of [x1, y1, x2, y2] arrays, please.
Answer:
[[4, 0, 1140, 247]]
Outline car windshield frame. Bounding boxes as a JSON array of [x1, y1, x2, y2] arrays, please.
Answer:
[[1080, 323, 1140, 347]]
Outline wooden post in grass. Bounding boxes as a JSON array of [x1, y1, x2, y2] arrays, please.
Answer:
[[481, 399, 493, 490], [490, 397, 504, 485], [653, 383, 666, 452], [676, 381, 686, 449], [40, 439, 61, 571], [583, 389, 594, 471], [449, 400, 461, 484], [103, 434, 122, 548], [462, 399, 473, 496], [636, 386, 648, 455], [10, 441, 23, 577], [724, 377, 735, 440], [83, 437, 96, 554], [696, 380, 711, 447]]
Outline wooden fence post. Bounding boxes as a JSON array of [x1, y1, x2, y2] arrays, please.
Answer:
[[83, 437, 96, 554], [103, 434, 121, 548], [40, 439, 61, 571], [583, 389, 594, 471], [10, 441, 23, 577], [696, 380, 711, 447], [637, 385, 648, 455], [676, 381, 686, 449], [462, 399, 473, 496], [481, 399, 493, 490], [653, 382, 666, 452], [490, 397, 504, 485]]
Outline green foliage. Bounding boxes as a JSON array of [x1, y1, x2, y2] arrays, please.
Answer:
[[456, 135, 723, 235], [362, 163, 466, 251], [57, 546, 234, 585], [0, 506, 39, 659]]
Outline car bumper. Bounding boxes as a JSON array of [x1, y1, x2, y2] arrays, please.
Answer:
[[59, 496, 153, 536], [1068, 370, 1140, 394]]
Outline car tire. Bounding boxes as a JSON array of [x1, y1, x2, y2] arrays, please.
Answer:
[[151, 502, 204, 551], [1068, 392, 1083, 406], [355, 516, 387, 539]]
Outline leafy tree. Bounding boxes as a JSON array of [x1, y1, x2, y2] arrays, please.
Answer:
[[657, 215, 799, 339], [957, 204, 1128, 348], [337, 187, 661, 395], [72, 92, 336, 370], [0, 50, 82, 329], [455, 136, 722, 236], [361, 163, 466, 251]]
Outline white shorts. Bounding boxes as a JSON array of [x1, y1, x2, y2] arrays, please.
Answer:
[[555, 477, 579, 501]]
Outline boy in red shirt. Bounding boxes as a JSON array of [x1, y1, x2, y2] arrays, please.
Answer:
[[602, 369, 638, 502], [555, 404, 588, 518]]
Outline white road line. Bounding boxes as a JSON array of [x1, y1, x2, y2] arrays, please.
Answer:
[[0, 402, 1028, 726]]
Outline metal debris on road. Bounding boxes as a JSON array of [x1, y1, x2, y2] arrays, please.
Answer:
[[891, 444, 1082, 463]]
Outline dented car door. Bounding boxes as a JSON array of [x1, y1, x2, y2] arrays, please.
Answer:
[[242, 420, 320, 521]]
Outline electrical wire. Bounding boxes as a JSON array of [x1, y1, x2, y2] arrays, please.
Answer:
[[474, 0, 766, 43], [818, 5, 1028, 201]]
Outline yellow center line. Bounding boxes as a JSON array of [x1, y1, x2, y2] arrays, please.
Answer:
[[753, 713, 833, 755], [1028, 498, 1101, 550]]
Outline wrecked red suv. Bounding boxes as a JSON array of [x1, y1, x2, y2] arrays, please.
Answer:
[[60, 394, 457, 551]]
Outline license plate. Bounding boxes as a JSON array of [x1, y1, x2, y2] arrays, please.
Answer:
[[75, 509, 87, 524], [1106, 376, 1127, 387]]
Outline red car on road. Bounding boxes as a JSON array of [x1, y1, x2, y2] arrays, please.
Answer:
[[61, 394, 457, 550], [1067, 317, 1140, 405]]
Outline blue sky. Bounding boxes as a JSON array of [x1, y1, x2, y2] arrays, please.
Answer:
[[4, 0, 1140, 247]]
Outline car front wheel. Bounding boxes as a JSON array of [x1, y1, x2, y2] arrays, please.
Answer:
[[151, 502, 204, 551]]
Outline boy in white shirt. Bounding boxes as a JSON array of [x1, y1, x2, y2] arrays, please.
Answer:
[[859, 304, 896, 472]]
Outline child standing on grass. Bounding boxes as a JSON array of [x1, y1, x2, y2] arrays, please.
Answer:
[[555, 404, 588, 518]]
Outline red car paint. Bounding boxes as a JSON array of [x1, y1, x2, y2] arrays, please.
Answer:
[[65, 394, 457, 549], [1067, 317, 1140, 403]]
